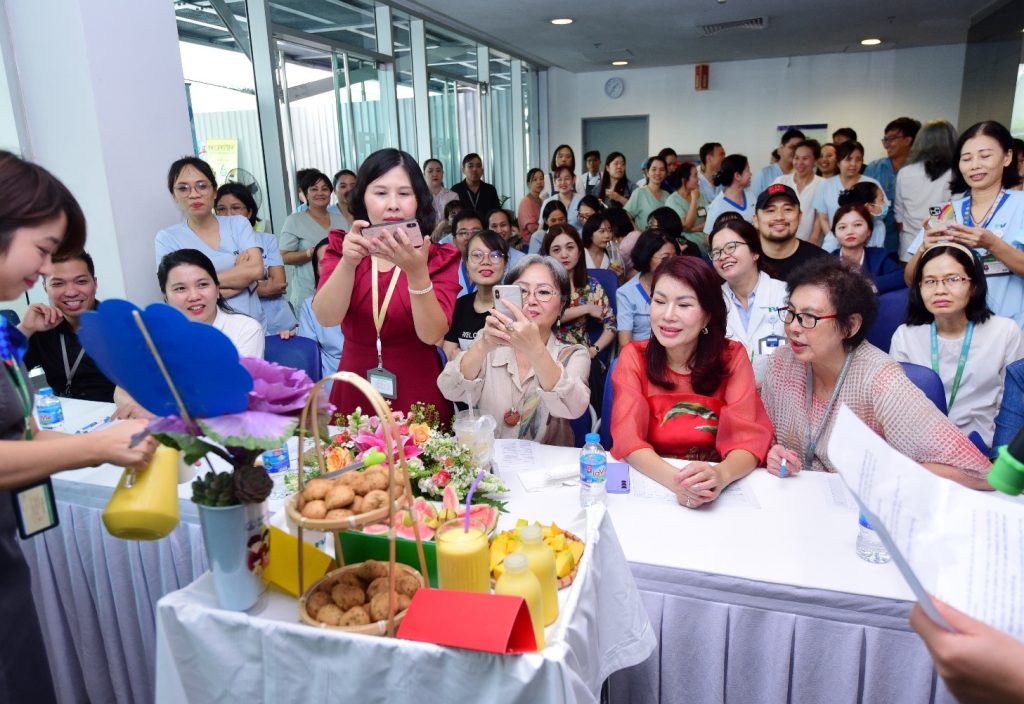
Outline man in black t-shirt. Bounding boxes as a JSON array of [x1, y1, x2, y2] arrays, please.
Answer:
[[19, 251, 114, 402], [753, 183, 830, 282]]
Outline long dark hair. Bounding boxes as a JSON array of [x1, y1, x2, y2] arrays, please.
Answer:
[[157, 248, 234, 313], [349, 149, 436, 233], [600, 152, 628, 202], [949, 121, 1021, 194], [0, 150, 86, 258], [311, 237, 331, 288], [905, 244, 992, 326], [540, 223, 587, 289], [646, 257, 728, 394]]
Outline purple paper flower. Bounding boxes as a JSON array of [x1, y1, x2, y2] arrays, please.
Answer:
[[240, 357, 333, 417]]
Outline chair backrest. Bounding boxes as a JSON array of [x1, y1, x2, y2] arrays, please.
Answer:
[[264, 335, 322, 381], [599, 357, 618, 448], [570, 405, 597, 448], [0, 309, 20, 326], [867, 288, 909, 353], [899, 362, 947, 415]]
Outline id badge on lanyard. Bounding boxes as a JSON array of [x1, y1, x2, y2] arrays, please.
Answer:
[[368, 257, 400, 399]]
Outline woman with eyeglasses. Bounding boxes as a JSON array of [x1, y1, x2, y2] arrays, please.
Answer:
[[280, 169, 348, 312], [442, 230, 509, 359], [156, 157, 264, 324], [890, 243, 1023, 449], [708, 219, 788, 388], [761, 258, 991, 488], [610, 256, 773, 509], [438, 255, 591, 445], [215, 183, 297, 335]]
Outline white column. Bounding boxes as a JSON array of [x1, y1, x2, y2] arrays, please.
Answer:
[[2, 0, 194, 305], [410, 19, 432, 165]]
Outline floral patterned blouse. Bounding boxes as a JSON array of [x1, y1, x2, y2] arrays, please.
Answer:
[[557, 276, 616, 347]]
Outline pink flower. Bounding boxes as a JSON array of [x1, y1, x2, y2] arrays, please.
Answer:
[[432, 470, 451, 488], [354, 424, 423, 463]]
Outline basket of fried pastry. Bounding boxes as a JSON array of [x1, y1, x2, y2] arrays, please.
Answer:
[[298, 559, 424, 635], [285, 463, 409, 532]]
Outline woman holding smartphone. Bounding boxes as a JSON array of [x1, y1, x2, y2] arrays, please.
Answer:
[[0, 151, 156, 704], [312, 148, 461, 425]]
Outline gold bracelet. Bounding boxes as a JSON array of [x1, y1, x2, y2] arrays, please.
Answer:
[[408, 283, 434, 295]]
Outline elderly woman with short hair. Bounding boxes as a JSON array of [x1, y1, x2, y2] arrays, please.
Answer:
[[437, 254, 591, 446]]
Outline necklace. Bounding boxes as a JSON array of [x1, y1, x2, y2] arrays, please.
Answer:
[[803, 350, 854, 470]]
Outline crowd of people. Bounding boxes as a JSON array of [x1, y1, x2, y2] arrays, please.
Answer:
[[3, 114, 1024, 700]]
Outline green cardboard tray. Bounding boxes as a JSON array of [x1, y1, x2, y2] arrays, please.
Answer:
[[338, 531, 439, 587]]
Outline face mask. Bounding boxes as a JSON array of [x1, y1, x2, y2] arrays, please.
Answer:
[[877, 201, 890, 219]]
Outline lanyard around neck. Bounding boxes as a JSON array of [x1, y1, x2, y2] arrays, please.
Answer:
[[3, 359, 33, 440], [930, 321, 974, 411], [371, 256, 401, 366], [460, 260, 476, 294], [60, 333, 85, 395], [961, 190, 1008, 229], [804, 350, 854, 470]]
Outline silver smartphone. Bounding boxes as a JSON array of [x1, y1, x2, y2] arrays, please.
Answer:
[[493, 284, 522, 319], [361, 219, 424, 247]]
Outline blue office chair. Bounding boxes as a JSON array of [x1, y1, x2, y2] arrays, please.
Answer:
[[599, 357, 618, 449], [867, 288, 909, 353], [899, 362, 947, 415], [570, 405, 598, 448], [264, 335, 322, 381], [586, 268, 619, 319]]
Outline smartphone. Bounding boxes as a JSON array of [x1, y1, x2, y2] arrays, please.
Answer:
[[493, 284, 522, 318], [361, 219, 424, 247], [926, 203, 955, 230], [606, 463, 631, 494]]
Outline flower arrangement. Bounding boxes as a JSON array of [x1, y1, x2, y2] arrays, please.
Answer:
[[300, 403, 507, 510], [148, 357, 332, 507]]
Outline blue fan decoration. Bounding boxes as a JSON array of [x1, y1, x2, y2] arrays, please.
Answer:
[[78, 300, 252, 418]]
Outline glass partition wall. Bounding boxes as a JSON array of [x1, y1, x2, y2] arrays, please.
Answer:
[[174, 0, 539, 222]]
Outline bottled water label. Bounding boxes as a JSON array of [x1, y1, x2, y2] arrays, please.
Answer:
[[261, 446, 290, 473], [580, 454, 607, 486], [37, 402, 64, 429]]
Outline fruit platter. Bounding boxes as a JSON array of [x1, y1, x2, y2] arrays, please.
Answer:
[[490, 520, 585, 588], [360, 485, 499, 541]]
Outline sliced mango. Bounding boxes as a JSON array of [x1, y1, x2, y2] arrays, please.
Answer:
[[549, 534, 567, 552], [568, 540, 584, 565], [555, 550, 574, 579]]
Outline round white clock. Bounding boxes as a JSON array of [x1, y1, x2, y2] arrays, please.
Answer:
[[604, 77, 625, 100]]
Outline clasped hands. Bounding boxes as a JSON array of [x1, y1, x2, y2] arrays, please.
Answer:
[[673, 461, 724, 508]]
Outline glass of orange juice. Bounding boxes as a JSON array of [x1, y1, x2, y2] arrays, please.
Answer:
[[436, 518, 490, 592]]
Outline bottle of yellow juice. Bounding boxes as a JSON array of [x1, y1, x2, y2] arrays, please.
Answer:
[[495, 552, 544, 650], [519, 524, 559, 625]]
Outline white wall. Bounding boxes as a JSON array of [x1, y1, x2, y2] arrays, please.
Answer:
[[546, 44, 968, 173]]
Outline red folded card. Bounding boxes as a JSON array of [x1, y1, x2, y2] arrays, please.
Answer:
[[397, 588, 538, 654]]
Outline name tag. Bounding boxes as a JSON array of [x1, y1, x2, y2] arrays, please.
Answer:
[[758, 334, 788, 356], [13, 478, 59, 539], [982, 253, 1011, 277], [367, 367, 397, 399], [697, 207, 708, 218]]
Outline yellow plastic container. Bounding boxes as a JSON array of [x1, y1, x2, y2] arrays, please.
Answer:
[[102, 445, 181, 540], [519, 524, 559, 625], [495, 552, 544, 650]]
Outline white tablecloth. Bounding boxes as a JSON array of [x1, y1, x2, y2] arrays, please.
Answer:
[[155, 504, 655, 704]]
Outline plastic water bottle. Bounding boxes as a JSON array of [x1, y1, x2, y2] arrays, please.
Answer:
[[36, 387, 65, 430], [579, 433, 607, 507], [261, 445, 291, 499], [855, 513, 891, 564]]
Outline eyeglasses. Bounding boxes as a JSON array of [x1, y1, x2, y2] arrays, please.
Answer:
[[777, 306, 839, 329], [174, 181, 212, 196], [921, 275, 971, 289], [710, 241, 749, 261], [468, 249, 505, 264], [455, 227, 483, 239], [881, 135, 904, 145], [516, 284, 557, 303], [215, 204, 249, 214]]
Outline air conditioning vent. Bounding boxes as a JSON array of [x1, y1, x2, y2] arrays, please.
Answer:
[[697, 17, 767, 36]]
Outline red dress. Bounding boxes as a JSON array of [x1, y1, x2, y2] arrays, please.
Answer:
[[610, 339, 773, 463], [318, 230, 461, 426]]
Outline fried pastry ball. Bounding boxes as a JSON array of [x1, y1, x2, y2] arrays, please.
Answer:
[[361, 489, 389, 512], [395, 573, 421, 598], [369, 592, 412, 621], [325, 508, 354, 521], [338, 605, 371, 627], [316, 603, 344, 626], [325, 484, 355, 509], [357, 559, 389, 581], [366, 576, 389, 599], [302, 478, 332, 502], [330, 583, 366, 610], [301, 500, 327, 520], [306, 590, 331, 618]]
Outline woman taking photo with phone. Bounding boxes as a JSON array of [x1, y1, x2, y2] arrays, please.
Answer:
[[442, 230, 509, 358], [312, 148, 460, 424], [0, 151, 156, 704]]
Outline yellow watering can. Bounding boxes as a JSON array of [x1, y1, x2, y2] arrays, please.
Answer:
[[102, 444, 181, 540]]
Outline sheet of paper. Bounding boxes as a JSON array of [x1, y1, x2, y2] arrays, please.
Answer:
[[627, 466, 760, 508], [827, 405, 1024, 641], [825, 474, 858, 510], [517, 468, 577, 493], [494, 440, 539, 475]]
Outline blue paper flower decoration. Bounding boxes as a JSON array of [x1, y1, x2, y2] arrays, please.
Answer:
[[78, 300, 252, 418]]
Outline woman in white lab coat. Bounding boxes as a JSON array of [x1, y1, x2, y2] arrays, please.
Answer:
[[708, 218, 788, 387]]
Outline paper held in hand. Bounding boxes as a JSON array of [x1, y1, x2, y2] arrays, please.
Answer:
[[827, 405, 1024, 642]]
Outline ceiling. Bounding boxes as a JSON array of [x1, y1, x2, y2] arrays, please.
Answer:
[[389, 0, 1007, 72]]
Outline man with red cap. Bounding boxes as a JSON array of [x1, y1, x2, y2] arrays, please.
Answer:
[[753, 184, 830, 281]]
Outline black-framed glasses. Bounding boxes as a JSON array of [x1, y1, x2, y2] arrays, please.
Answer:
[[777, 306, 839, 329], [710, 241, 748, 261], [468, 249, 505, 264]]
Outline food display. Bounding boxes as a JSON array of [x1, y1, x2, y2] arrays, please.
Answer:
[[362, 485, 499, 541], [490, 521, 585, 588], [299, 559, 424, 632], [287, 464, 407, 529]]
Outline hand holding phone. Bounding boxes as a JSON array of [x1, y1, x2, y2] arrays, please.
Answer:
[[361, 219, 424, 247], [493, 284, 523, 319]]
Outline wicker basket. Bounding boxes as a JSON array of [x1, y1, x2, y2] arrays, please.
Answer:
[[298, 560, 425, 634], [290, 372, 429, 637]]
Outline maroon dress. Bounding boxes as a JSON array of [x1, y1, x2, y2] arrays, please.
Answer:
[[318, 229, 461, 426]]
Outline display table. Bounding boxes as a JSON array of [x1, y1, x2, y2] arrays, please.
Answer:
[[20, 401, 956, 703], [154, 504, 655, 704]]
